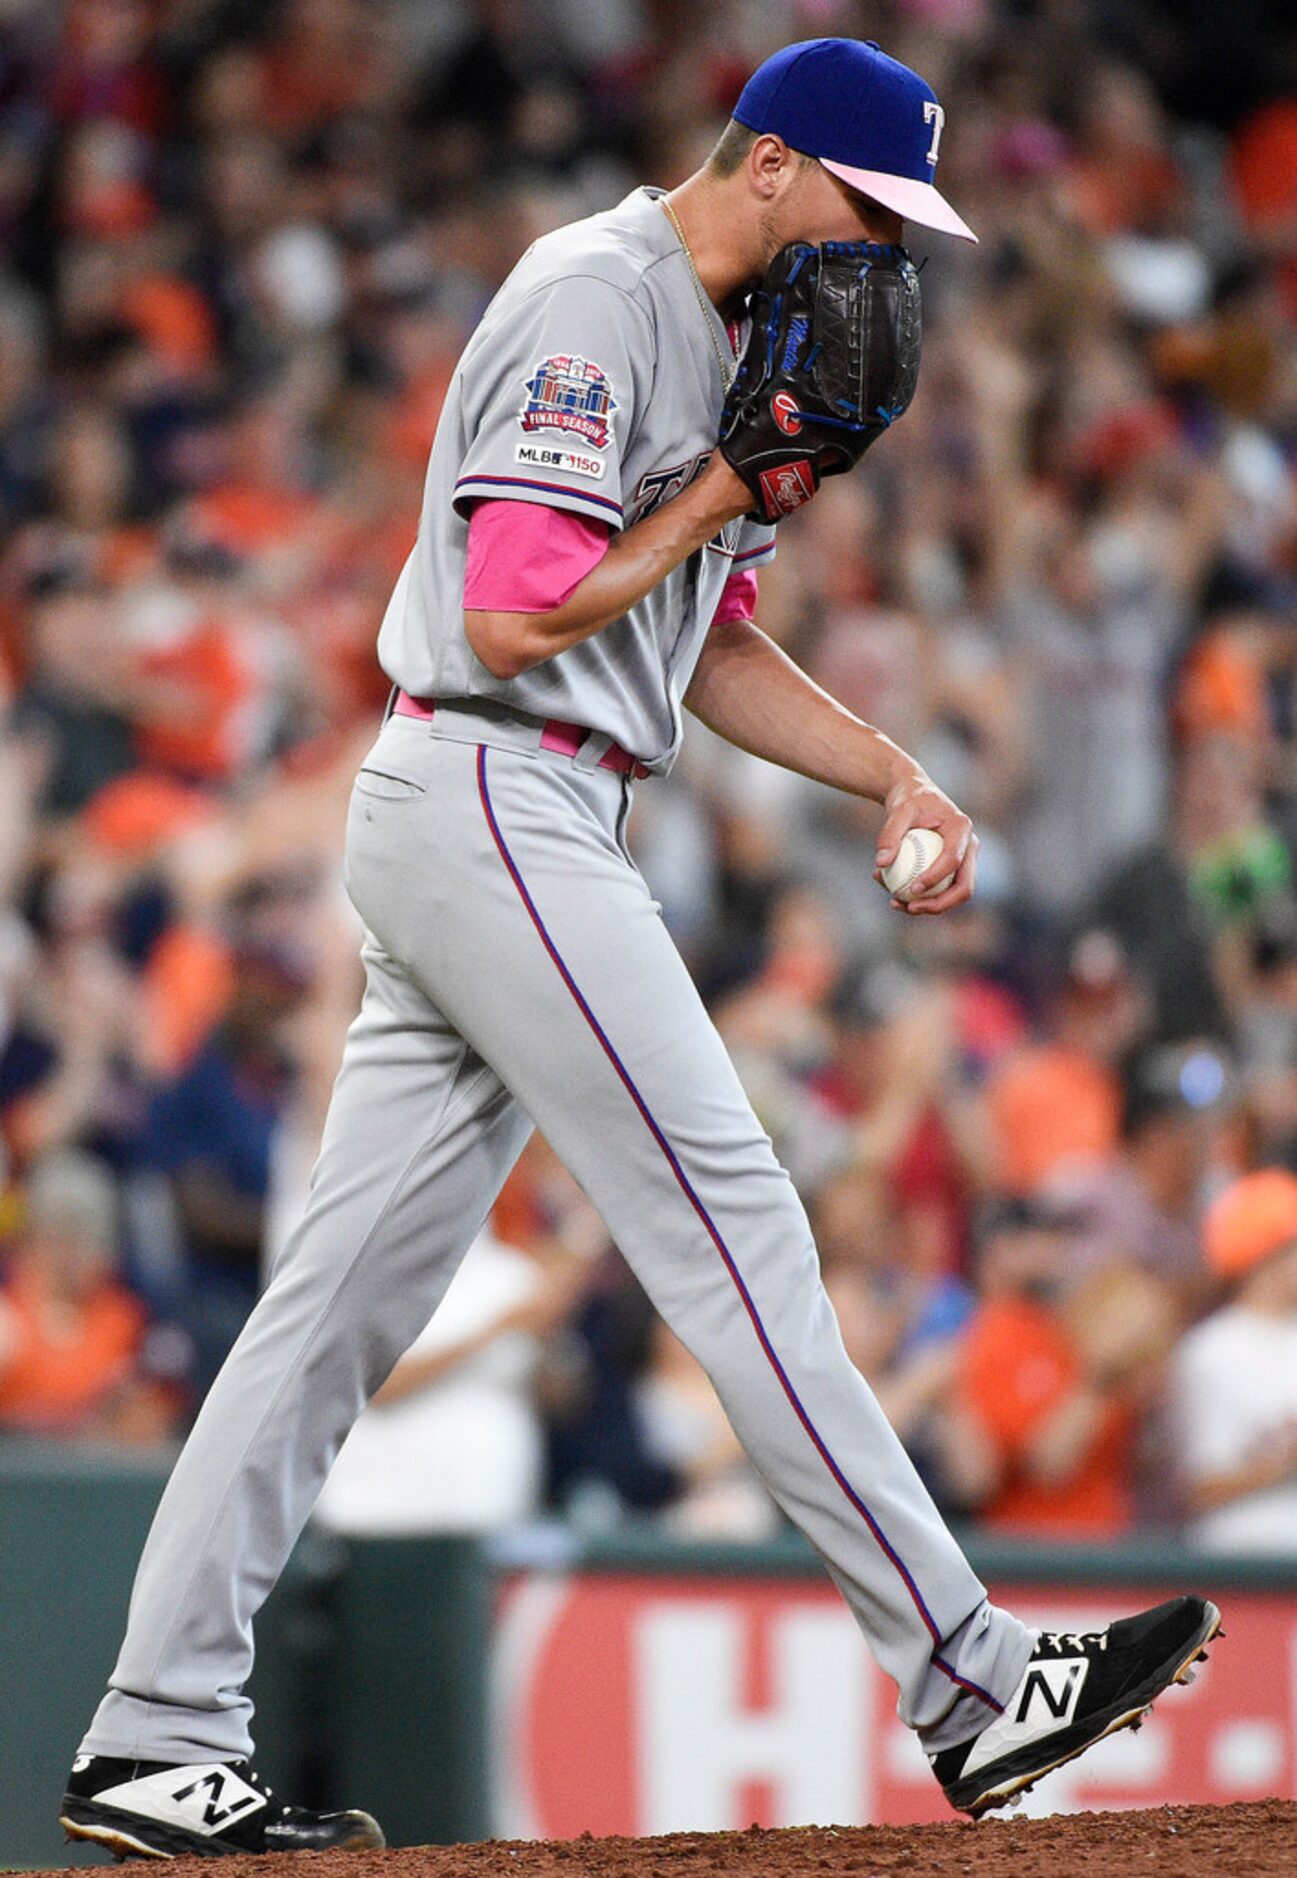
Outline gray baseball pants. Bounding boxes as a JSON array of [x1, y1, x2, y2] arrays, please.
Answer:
[[82, 707, 1032, 1766]]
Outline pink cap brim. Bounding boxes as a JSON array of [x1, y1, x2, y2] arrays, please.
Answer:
[[820, 158, 978, 243]]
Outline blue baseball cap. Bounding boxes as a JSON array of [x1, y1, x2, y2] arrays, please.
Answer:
[[733, 38, 977, 243]]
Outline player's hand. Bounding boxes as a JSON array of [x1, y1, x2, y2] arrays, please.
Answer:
[[874, 772, 977, 915], [696, 449, 761, 525]]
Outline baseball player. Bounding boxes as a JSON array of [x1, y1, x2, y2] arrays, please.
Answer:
[[62, 40, 1218, 1857]]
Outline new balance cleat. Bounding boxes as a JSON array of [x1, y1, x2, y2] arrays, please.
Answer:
[[931, 1594, 1221, 1818], [60, 1755, 385, 1860]]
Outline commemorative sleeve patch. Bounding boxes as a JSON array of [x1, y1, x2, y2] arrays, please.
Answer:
[[515, 441, 607, 480], [520, 355, 617, 449]]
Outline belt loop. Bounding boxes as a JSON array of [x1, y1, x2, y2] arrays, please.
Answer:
[[383, 683, 399, 723], [573, 730, 614, 773]]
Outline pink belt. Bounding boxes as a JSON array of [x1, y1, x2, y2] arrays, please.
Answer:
[[392, 691, 650, 779]]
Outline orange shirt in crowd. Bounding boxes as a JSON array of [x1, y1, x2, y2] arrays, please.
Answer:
[[189, 484, 318, 558], [1173, 630, 1270, 743], [1066, 148, 1182, 238], [133, 620, 259, 780], [119, 275, 218, 374], [0, 1264, 144, 1434], [139, 922, 236, 1078], [985, 1044, 1121, 1194], [385, 359, 457, 469], [82, 771, 215, 854], [959, 1294, 1134, 1538], [492, 1157, 549, 1253], [1232, 99, 1297, 314]]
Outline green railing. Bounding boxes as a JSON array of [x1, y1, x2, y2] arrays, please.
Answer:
[[486, 1521, 1297, 1592]]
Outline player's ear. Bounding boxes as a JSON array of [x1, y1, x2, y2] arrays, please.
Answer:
[[747, 132, 796, 201]]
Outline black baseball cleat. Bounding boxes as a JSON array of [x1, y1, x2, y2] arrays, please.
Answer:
[[931, 1595, 1222, 1818], [60, 1755, 385, 1859]]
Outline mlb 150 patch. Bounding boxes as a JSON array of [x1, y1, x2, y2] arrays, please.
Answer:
[[515, 441, 607, 479], [520, 355, 617, 448]]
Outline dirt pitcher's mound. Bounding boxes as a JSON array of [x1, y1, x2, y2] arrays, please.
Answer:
[[42, 1801, 1297, 1878]]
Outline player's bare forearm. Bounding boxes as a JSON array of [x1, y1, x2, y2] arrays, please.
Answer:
[[685, 613, 913, 799], [464, 455, 750, 680], [686, 614, 979, 910]]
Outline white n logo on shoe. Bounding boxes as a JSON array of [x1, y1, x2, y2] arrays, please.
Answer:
[[1015, 1661, 1085, 1726], [97, 1764, 268, 1836], [171, 1768, 261, 1828], [955, 1656, 1091, 1779]]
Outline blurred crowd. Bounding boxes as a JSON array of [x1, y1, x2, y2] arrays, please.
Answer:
[[1, 0, 1296, 1556]]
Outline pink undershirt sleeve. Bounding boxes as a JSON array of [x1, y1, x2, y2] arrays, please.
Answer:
[[462, 498, 760, 625], [713, 566, 759, 625], [463, 499, 611, 613]]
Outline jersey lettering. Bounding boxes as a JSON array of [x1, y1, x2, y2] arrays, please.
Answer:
[[707, 518, 744, 555], [628, 451, 710, 525]]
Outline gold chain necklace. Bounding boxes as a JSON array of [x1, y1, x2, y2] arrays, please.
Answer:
[[660, 195, 737, 393]]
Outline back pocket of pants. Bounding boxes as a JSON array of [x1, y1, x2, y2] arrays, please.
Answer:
[[354, 767, 428, 801]]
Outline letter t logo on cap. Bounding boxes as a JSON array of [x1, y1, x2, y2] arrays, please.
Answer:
[[923, 100, 945, 167]]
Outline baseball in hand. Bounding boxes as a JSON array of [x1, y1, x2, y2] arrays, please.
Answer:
[[881, 828, 955, 901]]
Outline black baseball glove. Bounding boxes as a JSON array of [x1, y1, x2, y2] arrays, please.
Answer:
[[719, 240, 922, 523]]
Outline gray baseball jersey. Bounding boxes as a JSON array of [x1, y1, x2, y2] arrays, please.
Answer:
[[376, 186, 776, 771]]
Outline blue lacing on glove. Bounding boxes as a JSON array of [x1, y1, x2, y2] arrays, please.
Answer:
[[762, 292, 784, 377], [819, 240, 905, 261], [806, 410, 867, 432]]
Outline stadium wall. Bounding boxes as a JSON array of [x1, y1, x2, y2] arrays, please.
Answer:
[[4, 1451, 1294, 1865]]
